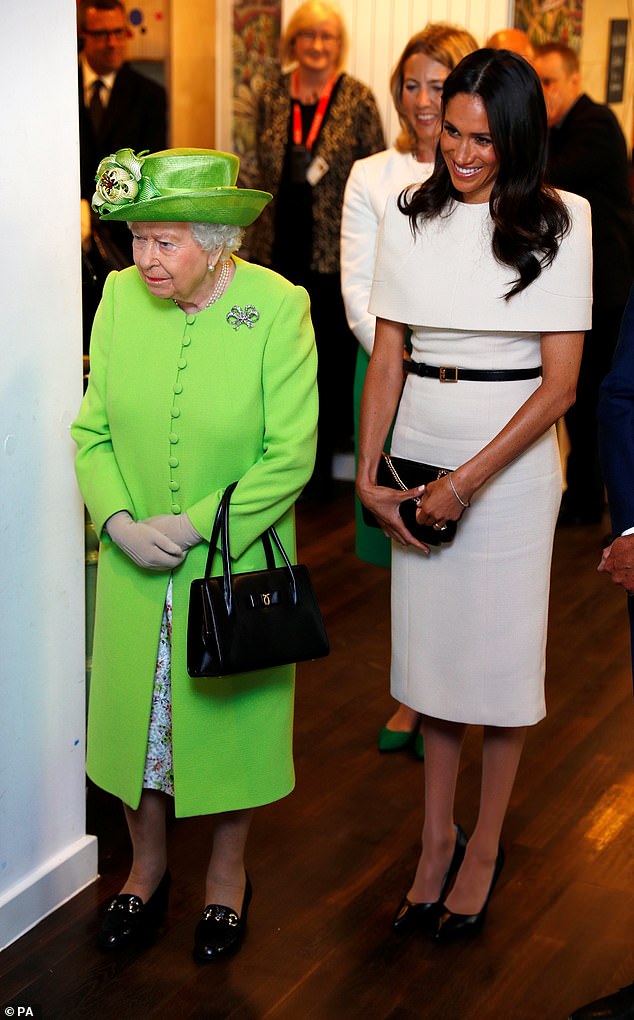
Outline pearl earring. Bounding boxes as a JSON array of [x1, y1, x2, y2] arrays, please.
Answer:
[[208, 263, 216, 272]]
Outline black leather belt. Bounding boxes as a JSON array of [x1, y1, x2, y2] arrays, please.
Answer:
[[404, 360, 542, 383]]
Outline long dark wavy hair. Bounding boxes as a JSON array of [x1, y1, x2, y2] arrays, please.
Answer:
[[398, 48, 571, 299]]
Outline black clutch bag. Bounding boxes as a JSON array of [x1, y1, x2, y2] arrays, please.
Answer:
[[361, 453, 458, 546], [187, 482, 330, 678]]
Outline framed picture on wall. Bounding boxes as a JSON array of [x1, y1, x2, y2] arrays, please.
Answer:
[[514, 0, 584, 48], [606, 19, 629, 103]]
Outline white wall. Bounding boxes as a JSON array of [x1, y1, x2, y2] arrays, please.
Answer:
[[0, 2, 98, 951]]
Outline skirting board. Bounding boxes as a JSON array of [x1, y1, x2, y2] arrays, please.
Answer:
[[0, 834, 98, 951]]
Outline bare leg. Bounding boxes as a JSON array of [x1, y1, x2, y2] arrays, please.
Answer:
[[384, 703, 421, 733], [408, 715, 466, 902], [120, 789, 168, 901], [204, 807, 254, 913], [444, 724, 527, 914]]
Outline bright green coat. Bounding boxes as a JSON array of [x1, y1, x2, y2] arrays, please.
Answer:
[[72, 258, 318, 817]]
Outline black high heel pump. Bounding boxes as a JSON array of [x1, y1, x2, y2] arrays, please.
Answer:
[[392, 824, 468, 935], [434, 844, 505, 942]]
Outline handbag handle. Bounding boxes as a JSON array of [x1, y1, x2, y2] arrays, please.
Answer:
[[203, 482, 299, 615]]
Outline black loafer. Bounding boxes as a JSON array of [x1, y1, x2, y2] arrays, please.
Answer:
[[97, 870, 171, 951], [193, 875, 252, 962], [569, 980, 634, 1019], [434, 845, 504, 942], [393, 824, 467, 935]]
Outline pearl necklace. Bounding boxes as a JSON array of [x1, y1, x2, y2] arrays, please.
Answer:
[[173, 258, 231, 313]]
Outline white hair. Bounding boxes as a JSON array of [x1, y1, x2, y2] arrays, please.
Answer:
[[126, 220, 245, 260], [189, 222, 245, 260]]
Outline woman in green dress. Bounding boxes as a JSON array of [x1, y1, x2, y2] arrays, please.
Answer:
[[72, 147, 318, 962]]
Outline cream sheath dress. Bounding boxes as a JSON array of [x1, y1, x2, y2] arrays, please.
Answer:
[[368, 192, 592, 727]]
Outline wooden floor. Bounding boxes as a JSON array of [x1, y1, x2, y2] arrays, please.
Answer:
[[2, 482, 634, 1020]]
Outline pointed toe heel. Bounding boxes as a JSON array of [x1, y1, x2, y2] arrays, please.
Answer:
[[434, 845, 505, 943], [392, 896, 442, 935], [392, 823, 467, 936], [378, 726, 417, 752]]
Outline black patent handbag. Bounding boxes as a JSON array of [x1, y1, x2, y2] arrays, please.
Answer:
[[187, 482, 329, 677], [361, 453, 458, 546]]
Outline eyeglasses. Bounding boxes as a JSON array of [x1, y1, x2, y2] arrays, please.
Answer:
[[296, 30, 340, 44], [83, 28, 128, 42]]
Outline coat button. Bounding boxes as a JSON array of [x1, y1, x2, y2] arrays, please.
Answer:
[[173, 382, 183, 394], [169, 481, 180, 492], [168, 456, 179, 467], [182, 335, 192, 347], [169, 433, 179, 444], [171, 502, 181, 513], [171, 407, 181, 418], [178, 357, 187, 369]]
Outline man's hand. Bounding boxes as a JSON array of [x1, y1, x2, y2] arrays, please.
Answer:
[[598, 535, 634, 594]]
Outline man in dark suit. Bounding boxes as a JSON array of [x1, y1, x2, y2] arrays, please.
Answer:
[[78, 0, 167, 350], [569, 288, 634, 1018], [534, 43, 634, 526]]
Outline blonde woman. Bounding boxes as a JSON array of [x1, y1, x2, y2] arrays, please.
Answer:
[[253, 0, 385, 497]]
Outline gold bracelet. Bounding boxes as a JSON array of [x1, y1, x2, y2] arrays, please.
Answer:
[[449, 473, 470, 509]]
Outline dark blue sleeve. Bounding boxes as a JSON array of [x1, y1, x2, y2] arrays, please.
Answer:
[[599, 284, 634, 536]]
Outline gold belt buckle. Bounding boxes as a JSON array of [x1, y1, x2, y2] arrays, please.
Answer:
[[439, 366, 458, 382]]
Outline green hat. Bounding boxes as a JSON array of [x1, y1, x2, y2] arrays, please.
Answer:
[[92, 147, 272, 226]]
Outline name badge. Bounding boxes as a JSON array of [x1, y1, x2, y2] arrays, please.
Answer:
[[306, 155, 329, 186]]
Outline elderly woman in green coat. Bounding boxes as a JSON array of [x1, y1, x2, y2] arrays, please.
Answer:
[[71, 148, 318, 962]]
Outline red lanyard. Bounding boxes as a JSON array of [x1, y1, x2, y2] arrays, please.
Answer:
[[291, 72, 338, 152]]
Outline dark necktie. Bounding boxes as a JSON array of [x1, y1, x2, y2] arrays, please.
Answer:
[[89, 79, 105, 135]]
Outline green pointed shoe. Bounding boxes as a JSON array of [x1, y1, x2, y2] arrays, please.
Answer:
[[378, 726, 417, 752]]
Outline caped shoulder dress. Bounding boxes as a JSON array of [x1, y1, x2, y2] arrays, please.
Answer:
[[71, 257, 318, 816], [368, 193, 592, 726]]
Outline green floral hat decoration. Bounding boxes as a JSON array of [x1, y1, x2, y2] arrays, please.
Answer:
[[92, 147, 272, 226]]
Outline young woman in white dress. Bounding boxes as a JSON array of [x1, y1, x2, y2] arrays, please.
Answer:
[[357, 49, 592, 940], [341, 24, 477, 758]]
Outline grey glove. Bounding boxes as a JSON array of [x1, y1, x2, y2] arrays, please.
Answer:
[[143, 512, 203, 552], [105, 511, 186, 570]]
